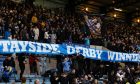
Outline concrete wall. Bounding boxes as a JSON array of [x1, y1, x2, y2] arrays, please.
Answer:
[[90, 45, 110, 50], [34, 0, 66, 8], [11, 0, 22, 3]]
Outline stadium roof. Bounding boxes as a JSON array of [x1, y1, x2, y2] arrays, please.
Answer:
[[76, 0, 140, 18], [97, 0, 140, 13]]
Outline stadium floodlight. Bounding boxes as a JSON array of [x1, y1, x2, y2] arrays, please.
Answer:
[[137, 19, 140, 23], [113, 14, 117, 18], [85, 7, 88, 11]]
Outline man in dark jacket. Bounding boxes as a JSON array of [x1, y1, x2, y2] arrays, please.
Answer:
[[68, 69, 77, 84], [50, 72, 59, 84], [2, 55, 15, 82], [60, 73, 69, 84], [17, 53, 26, 79], [3, 55, 15, 69], [29, 27, 35, 41]]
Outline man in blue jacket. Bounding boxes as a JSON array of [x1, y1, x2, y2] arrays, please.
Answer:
[[62, 57, 72, 73]]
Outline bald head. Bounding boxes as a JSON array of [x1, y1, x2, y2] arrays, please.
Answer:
[[34, 79, 40, 84]]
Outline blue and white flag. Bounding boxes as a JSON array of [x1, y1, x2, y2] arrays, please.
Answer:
[[84, 15, 101, 36]]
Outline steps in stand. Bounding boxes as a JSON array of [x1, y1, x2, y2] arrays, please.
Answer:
[[1, 76, 51, 84]]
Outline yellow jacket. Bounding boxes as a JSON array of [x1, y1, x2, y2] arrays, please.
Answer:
[[32, 16, 38, 23], [136, 81, 140, 84], [41, 22, 45, 28]]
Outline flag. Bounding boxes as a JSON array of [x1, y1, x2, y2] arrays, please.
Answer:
[[84, 15, 101, 36]]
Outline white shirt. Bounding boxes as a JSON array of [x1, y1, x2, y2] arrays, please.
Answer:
[[44, 32, 49, 39], [116, 70, 125, 81], [33, 28, 39, 40], [50, 34, 56, 43], [96, 23, 101, 29]]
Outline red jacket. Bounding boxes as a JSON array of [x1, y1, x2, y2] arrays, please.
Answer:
[[29, 55, 39, 64]]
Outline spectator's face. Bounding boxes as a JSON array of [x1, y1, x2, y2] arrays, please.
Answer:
[[131, 66, 135, 71], [88, 74, 91, 78], [62, 73, 67, 77], [114, 82, 117, 84], [24, 26, 27, 30], [137, 66, 140, 69], [64, 58, 68, 61], [35, 26, 38, 29], [7, 56, 11, 60], [72, 69, 75, 74], [84, 75, 88, 80], [18, 21, 21, 24], [53, 73, 57, 76], [8, 28, 11, 31], [21, 24, 24, 28], [94, 79, 98, 84]]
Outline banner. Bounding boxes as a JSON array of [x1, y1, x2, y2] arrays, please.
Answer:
[[0, 40, 140, 62]]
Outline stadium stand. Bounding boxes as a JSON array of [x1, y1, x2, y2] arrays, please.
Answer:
[[0, 0, 139, 84]]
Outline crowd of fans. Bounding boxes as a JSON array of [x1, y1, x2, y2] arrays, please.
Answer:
[[104, 21, 140, 53], [0, 0, 90, 45], [47, 55, 140, 84], [0, 0, 140, 84], [1, 53, 140, 84], [1, 0, 139, 53]]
